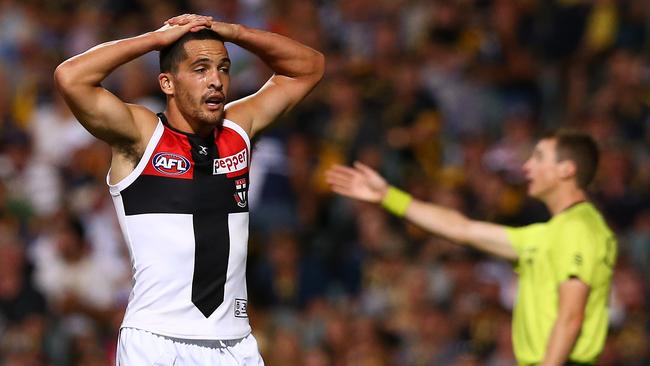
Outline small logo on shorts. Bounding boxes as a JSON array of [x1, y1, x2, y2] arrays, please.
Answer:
[[234, 298, 248, 318]]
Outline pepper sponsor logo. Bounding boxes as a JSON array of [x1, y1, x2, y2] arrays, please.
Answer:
[[213, 148, 248, 175]]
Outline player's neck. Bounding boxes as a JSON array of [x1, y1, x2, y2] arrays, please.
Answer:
[[163, 105, 214, 138], [544, 184, 587, 216]]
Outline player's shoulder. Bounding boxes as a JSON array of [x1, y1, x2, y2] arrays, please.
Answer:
[[221, 117, 251, 144], [557, 203, 606, 231], [507, 222, 547, 236], [126, 104, 159, 126], [554, 203, 614, 246], [505, 222, 547, 249], [126, 104, 160, 140], [224, 99, 254, 136]]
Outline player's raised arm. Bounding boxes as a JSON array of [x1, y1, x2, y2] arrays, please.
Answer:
[[166, 16, 325, 137], [326, 162, 518, 261], [54, 16, 213, 147]]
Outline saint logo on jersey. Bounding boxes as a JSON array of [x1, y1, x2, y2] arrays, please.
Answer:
[[152, 152, 191, 175], [234, 178, 248, 208], [214, 148, 248, 175]]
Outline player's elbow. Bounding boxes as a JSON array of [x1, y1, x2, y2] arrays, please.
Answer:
[[559, 308, 586, 333], [298, 50, 325, 87], [572, 313, 585, 330], [567, 310, 585, 327], [54, 57, 96, 91], [564, 315, 585, 340], [311, 51, 325, 81], [53, 61, 77, 92]]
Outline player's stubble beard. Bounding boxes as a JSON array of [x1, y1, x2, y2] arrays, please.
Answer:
[[176, 85, 224, 129]]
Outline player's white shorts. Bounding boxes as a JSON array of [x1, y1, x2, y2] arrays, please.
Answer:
[[117, 327, 264, 365]]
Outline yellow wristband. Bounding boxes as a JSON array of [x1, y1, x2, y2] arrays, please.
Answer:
[[381, 186, 412, 217]]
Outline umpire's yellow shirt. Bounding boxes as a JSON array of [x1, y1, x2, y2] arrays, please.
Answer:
[[506, 202, 617, 365]]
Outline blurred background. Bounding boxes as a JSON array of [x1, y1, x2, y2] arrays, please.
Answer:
[[0, 0, 648, 365]]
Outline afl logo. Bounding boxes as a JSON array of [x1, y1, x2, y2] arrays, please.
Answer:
[[152, 152, 191, 175]]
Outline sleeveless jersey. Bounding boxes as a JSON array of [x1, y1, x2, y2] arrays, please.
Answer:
[[108, 115, 252, 340]]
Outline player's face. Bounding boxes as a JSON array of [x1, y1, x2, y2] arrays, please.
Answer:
[[173, 39, 231, 127], [523, 138, 562, 199]]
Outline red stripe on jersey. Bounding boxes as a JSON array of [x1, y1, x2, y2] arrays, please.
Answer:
[[214, 127, 249, 179]]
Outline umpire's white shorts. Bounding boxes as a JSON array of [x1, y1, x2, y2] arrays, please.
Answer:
[[117, 327, 264, 365]]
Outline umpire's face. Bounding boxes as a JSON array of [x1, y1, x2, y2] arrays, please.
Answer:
[[170, 39, 231, 128], [523, 138, 565, 200]]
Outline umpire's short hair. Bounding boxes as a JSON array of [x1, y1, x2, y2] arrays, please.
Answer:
[[159, 29, 224, 73], [543, 130, 599, 190]]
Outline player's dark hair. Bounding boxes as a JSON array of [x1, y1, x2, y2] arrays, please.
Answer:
[[544, 130, 599, 190], [159, 29, 224, 73]]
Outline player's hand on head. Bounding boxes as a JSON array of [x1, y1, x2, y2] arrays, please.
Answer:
[[153, 17, 212, 48], [165, 14, 213, 28], [325, 161, 389, 204], [165, 14, 238, 40], [207, 21, 240, 40]]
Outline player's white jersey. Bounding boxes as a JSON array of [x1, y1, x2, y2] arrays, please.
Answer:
[[108, 114, 251, 339]]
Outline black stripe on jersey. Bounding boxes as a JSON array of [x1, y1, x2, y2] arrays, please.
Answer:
[[187, 133, 231, 319], [121, 128, 248, 318], [121, 175, 195, 214], [121, 173, 248, 215]]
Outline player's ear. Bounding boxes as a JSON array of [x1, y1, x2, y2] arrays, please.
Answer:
[[558, 160, 576, 180], [159, 73, 174, 95]]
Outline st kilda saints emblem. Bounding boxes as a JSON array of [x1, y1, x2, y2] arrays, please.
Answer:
[[234, 178, 248, 208]]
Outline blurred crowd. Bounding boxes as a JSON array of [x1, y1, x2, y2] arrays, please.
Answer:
[[0, 0, 648, 365]]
